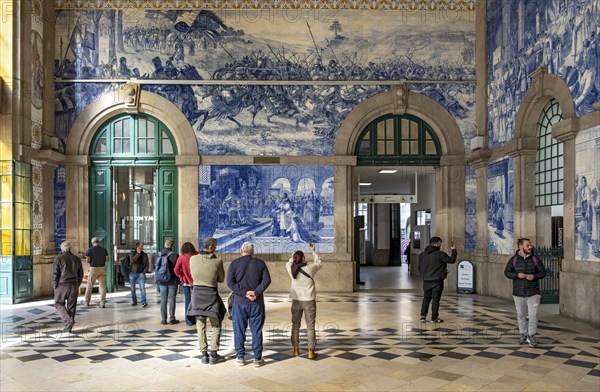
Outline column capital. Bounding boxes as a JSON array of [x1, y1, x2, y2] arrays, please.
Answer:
[[64, 155, 89, 166], [552, 117, 580, 142], [176, 154, 201, 166], [505, 137, 537, 158], [467, 148, 491, 169], [37, 149, 65, 166]]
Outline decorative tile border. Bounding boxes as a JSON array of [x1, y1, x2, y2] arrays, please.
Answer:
[[56, 0, 477, 11]]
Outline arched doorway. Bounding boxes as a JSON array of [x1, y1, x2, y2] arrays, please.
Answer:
[[65, 89, 199, 292], [88, 114, 178, 291], [334, 88, 466, 289], [353, 113, 442, 268]]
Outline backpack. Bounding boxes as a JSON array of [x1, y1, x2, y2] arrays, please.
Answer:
[[120, 254, 131, 277], [155, 251, 174, 284], [510, 254, 539, 269]]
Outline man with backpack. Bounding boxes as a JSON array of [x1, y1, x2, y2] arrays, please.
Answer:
[[504, 238, 547, 348], [125, 241, 149, 308], [156, 239, 180, 325]]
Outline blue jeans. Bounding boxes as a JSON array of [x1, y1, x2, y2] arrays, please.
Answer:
[[129, 273, 147, 304], [232, 302, 266, 359], [183, 285, 192, 325], [159, 284, 178, 321]]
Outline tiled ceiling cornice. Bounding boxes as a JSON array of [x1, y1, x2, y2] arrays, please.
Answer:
[[56, 0, 477, 11]]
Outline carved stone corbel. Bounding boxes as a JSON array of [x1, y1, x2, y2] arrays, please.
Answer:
[[121, 82, 141, 112], [393, 83, 409, 115]]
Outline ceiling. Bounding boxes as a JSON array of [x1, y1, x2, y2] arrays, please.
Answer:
[[353, 166, 435, 195]]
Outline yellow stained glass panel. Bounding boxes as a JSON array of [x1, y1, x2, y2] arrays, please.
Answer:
[[1, 204, 11, 228], [1, 230, 11, 256]]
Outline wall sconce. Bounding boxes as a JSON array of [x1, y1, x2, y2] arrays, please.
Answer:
[[120, 191, 126, 202]]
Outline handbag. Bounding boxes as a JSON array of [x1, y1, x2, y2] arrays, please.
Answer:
[[227, 258, 251, 320]]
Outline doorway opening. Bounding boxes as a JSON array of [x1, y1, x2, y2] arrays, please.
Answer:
[[89, 114, 178, 292], [352, 113, 441, 289]]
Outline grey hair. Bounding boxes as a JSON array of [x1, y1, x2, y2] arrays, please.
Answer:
[[202, 237, 216, 250], [60, 241, 72, 253], [164, 239, 174, 249], [240, 242, 254, 255]]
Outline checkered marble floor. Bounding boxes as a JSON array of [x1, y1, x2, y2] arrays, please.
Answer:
[[1, 285, 599, 391]]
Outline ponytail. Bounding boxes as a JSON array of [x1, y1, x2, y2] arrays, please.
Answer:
[[291, 251, 305, 279]]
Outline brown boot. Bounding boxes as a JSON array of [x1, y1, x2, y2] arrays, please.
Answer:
[[293, 346, 299, 357], [308, 348, 318, 359]]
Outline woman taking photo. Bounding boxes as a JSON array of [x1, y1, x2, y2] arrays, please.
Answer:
[[286, 243, 323, 359]]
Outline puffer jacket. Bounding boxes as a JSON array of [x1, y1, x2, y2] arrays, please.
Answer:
[[504, 251, 547, 297], [418, 245, 457, 281], [53, 251, 83, 288]]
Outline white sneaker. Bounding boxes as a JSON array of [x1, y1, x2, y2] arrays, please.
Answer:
[[235, 357, 245, 366], [253, 358, 265, 367]]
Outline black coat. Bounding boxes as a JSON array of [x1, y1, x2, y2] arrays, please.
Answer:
[[187, 286, 227, 323], [53, 251, 83, 288], [504, 252, 547, 297], [418, 245, 457, 282]]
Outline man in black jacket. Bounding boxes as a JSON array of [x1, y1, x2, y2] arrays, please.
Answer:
[[128, 241, 149, 307], [53, 241, 83, 332], [504, 238, 546, 347], [418, 236, 457, 323]]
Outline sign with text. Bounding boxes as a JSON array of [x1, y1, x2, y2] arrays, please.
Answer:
[[457, 260, 475, 294], [359, 194, 418, 203]]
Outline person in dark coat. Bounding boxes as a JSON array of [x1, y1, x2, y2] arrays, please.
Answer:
[[157, 239, 180, 325], [504, 238, 547, 348], [53, 241, 83, 332], [227, 242, 271, 367], [418, 236, 457, 323]]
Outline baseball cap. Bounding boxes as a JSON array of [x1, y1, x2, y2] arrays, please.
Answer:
[[91, 237, 100, 245]]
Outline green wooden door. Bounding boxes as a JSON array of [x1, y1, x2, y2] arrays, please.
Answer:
[[89, 165, 113, 292], [157, 166, 178, 251]]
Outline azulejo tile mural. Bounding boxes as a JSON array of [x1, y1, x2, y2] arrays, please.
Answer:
[[487, 0, 599, 148], [487, 157, 514, 255], [56, 0, 478, 11], [199, 165, 334, 253], [575, 126, 600, 261], [54, 9, 476, 155]]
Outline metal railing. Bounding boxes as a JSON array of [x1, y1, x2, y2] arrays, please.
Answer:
[[536, 246, 562, 304]]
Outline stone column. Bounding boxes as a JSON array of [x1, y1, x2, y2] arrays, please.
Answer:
[[64, 155, 89, 257], [470, 150, 491, 293], [509, 141, 537, 243], [178, 155, 200, 247], [435, 157, 466, 291]]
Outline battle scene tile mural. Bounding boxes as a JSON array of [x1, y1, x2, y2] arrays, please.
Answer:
[[54, 9, 476, 155], [199, 165, 334, 254]]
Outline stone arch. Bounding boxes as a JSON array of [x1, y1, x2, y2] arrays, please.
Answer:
[[335, 89, 465, 160], [64, 88, 199, 255], [514, 70, 575, 139], [333, 88, 466, 276], [66, 89, 197, 156]]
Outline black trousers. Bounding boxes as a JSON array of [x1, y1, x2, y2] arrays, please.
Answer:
[[420, 280, 444, 320], [54, 282, 79, 326]]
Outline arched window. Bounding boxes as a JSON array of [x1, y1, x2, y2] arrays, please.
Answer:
[[355, 114, 441, 165], [535, 99, 564, 207], [90, 114, 177, 161]]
